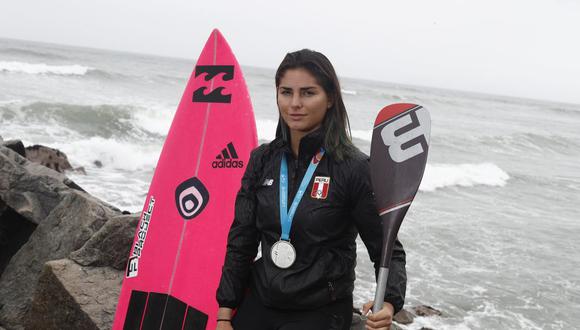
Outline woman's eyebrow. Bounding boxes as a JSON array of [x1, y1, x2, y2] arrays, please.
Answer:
[[278, 86, 318, 91]]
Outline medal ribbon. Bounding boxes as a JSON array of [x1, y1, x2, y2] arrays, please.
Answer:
[[279, 148, 325, 241]]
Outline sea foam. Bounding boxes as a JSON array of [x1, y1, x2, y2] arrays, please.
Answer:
[[0, 61, 92, 76], [341, 88, 358, 95], [420, 162, 509, 192], [351, 129, 373, 142], [57, 136, 162, 172]]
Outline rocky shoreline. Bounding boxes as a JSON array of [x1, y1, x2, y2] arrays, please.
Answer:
[[0, 137, 441, 330]]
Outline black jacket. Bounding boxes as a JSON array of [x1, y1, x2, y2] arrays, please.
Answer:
[[216, 130, 406, 313]]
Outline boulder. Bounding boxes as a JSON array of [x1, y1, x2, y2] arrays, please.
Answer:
[[350, 312, 403, 330], [350, 312, 365, 330], [0, 198, 6, 215], [70, 213, 140, 271], [25, 259, 122, 330], [0, 190, 119, 328], [411, 305, 442, 317], [24, 144, 72, 173], [1, 140, 25, 158], [0, 205, 37, 276], [393, 308, 415, 324], [0, 146, 87, 225]]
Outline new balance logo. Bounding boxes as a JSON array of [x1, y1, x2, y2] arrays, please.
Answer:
[[212, 142, 244, 168]]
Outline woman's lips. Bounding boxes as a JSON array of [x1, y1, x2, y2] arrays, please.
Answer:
[[289, 114, 306, 119]]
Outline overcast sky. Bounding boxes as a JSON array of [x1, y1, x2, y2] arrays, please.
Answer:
[[1, 0, 579, 104]]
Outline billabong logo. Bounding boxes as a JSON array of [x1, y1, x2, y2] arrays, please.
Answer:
[[212, 142, 244, 169], [175, 177, 210, 220], [192, 65, 234, 103]]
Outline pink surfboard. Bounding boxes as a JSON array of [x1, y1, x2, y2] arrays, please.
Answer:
[[113, 29, 257, 330]]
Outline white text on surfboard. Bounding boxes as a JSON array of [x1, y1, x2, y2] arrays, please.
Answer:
[[126, 196, 156, 278]]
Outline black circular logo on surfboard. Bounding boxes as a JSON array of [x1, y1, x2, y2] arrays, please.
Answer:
[[175, 177, 209, 220]]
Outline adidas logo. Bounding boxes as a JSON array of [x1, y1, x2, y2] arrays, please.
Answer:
[[212, 142, 244, 169]]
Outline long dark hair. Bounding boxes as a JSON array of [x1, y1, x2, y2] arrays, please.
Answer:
[[275, 49, 356, 160]]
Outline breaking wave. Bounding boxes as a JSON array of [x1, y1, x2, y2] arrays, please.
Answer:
[[0, 61, 92, 76], [420, 162, 509, 192]]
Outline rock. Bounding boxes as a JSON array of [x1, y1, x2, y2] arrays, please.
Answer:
[[25, 259, 122, 330], [93, 160, 103, 168], [394, 308, 415, 324], [0, 191, 118, 328], [0, 145, 123, 328], [1, 140, 25, 157], [350, 313, 365, 330], [411, 305, 442, 317], [24, 144, 73, 173], [70, 213, 139, 270], [0, 146, 90, 225], [350, 313, 403, 330], [0, 198, 6, 215], [75, 166, 87, 175], [0, 205, 37, 277]]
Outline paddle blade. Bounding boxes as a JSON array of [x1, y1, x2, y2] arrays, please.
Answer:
[[370, 103, 430, 267]]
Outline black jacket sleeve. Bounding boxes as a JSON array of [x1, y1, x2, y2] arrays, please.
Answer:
[[350, 156, 407, 314], [216, 146, 262, 308]]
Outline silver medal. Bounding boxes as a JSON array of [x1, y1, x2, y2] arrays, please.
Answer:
[[270, 240, 296, 269]]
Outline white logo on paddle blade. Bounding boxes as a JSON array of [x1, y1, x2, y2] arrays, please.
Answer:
[[381, 107, 430, 163]]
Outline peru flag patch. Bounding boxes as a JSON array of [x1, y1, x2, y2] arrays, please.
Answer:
[[311, 176, 330, 199]]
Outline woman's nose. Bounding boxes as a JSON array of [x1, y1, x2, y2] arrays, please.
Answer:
[[290, 94, 301, 108]]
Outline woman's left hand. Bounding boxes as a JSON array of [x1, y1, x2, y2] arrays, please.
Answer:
[[361, 300, 395, 330]]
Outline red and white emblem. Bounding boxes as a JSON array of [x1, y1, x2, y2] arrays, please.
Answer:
[[311, 176, 330, 199], [312, 149, 324, 164]]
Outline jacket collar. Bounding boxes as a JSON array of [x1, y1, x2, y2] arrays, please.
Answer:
[[276, 128, 325, 163]]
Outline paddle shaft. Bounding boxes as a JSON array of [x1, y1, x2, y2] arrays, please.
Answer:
[[372, 267, 389, 313]]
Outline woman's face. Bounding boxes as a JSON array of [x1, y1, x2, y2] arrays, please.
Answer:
[[277, 68, 331, 138]]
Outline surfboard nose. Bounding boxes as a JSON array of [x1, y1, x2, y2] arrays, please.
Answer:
[[198, 28, 234, 63]]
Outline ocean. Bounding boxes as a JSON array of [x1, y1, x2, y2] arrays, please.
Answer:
[[1, 37, 578, 329]]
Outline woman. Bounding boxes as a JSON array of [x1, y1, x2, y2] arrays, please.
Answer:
[[216, 49, 406, 330]]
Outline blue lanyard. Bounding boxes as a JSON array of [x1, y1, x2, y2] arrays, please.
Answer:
[[279, 148, 325, 241]]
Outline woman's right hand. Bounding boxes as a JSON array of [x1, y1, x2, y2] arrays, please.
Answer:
[[216, 320, 233, 330]]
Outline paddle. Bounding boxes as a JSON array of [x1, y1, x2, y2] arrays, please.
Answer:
[[370, 103, 431, 313]]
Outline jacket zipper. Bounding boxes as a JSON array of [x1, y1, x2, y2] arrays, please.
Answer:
[[328, 281, 337, 301], [290, 158, 300, 199]]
